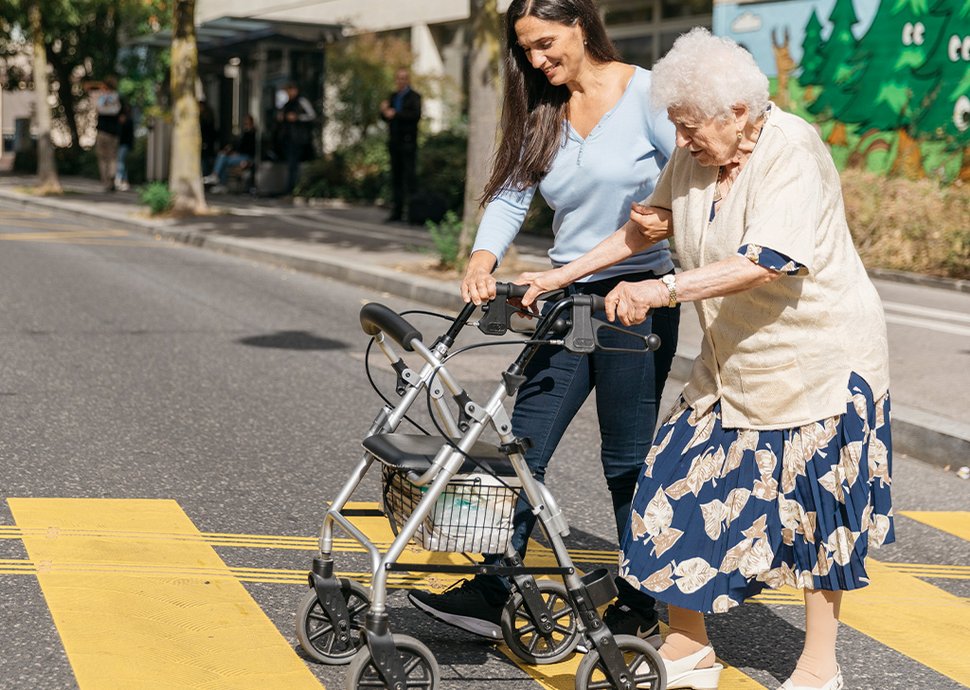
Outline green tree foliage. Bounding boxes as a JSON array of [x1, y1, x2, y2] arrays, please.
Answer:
[[324, 32, 413, 147], [912, 0, 970, 143], [836, 0, 948, 130], [799, 9, 825, 85], [807, 0, 861, 117], [0, 0, 170, 148]]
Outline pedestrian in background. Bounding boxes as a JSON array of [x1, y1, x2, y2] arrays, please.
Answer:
[[520, 28, 894, 690], [380, 68, 421, 222], [89, 76, 122, 192], [199, 98, 219, 177], [115, 103, 135, 192], [408, 0, 678, 646], [276, 83, 316, 196], [204, 114, 258, 192]]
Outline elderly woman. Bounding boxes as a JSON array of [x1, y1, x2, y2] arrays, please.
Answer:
[[521, 28, 893, 690]]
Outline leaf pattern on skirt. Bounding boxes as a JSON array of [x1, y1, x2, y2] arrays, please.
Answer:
[[673, 557, 718, 594], [826, 526, 861, 566], [642, 563, 675, 592], [620, 374, 893, 614], [666, 447, 724, 499], [720, 429, 759, 477], [868, 437, 891, 487], [712, 594, 740, 613]]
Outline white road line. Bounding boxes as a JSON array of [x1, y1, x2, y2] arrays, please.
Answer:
[[883, 300, 970, 325]]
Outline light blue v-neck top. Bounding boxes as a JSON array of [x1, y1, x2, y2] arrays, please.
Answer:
[[473, 66, 676, 281]]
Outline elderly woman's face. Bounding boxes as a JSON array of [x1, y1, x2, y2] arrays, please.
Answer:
[[514, 16, 587, 86], [667, 107, 739, 167]]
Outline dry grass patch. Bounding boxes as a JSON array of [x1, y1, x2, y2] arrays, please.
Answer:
[[842, 170, 970, 279]]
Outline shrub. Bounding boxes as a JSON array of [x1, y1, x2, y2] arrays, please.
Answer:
[[296, 133, 388, 201], [426, 210, 464, 270], [139, 181, 172, 215]]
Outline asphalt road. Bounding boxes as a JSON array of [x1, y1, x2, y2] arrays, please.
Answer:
[[0, 201, 967, 690]]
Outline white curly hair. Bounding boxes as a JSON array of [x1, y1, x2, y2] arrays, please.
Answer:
[[650, 27, 769, 123]]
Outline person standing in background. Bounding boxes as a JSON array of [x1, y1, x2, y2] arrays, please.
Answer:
[[91, 76, 122, 192], [115, 103, 135, 192], [199, 98, 219, 178], [277, 83, 316, 196], [380, 68, 422, 222]]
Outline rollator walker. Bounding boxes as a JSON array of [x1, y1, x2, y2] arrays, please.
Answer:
[[297, 284, 668, 690]]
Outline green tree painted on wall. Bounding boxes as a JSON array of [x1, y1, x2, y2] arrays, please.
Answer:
[[833, 0, 949, 175], [837, 0, 948, 128], [911, 0, 970, 141], [799, 9, 826, 85], [806, 0, 861, 126]]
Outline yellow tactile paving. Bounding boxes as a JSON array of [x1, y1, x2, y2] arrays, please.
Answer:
[[901, 510, 970, 542], [8, 498, 323, 690]]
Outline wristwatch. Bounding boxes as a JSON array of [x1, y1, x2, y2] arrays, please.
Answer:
[[661, 273, 678, 308]]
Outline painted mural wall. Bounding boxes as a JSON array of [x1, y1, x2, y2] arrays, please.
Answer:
[[713, 0, 970, 183]]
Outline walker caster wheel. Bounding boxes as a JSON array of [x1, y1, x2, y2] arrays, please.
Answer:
[[575, 634, 665, 690], [501, 578, 579, 664], [345, 634, 440, 690], [296, 579, 369, 664]]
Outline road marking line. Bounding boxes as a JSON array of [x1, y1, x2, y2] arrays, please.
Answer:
[[883, 313, 970, 337], [0, 229, 129, 240], [840, 559, 970, 687], [901, 511, 970, 542], [883, 300, 970, 325], [8, 498, 323, 690]]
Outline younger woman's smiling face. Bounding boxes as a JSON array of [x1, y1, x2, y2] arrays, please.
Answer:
[[514, 15, 587, 86]]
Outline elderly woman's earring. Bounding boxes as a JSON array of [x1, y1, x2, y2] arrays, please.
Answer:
[[736, 130, 743, 142]]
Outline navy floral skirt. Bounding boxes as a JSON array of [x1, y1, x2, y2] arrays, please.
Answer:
[[618, 372, 894, 614]]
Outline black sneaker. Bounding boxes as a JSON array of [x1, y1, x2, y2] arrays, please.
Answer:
[[407, 579, 504, 639], [577, 603, 662, 652]]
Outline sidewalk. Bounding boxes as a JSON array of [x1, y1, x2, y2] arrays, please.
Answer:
[[1, 173, 968, 470]]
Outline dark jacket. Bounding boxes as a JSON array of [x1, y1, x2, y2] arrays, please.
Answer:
[[383, 88, 421, 148]]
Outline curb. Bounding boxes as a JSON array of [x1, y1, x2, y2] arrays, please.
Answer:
[[2, 186, 968, 470]]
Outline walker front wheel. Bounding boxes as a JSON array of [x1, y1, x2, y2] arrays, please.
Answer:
[[501, 579, 579, 664], [296, 579, 369, 664], [345, 634, 440, 690], [574, 634, 665, 690]]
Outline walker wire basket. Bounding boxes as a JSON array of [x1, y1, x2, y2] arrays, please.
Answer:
[[381, 465, 521, 553]]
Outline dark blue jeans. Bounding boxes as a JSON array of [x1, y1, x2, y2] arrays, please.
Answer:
[[475, 271, 680, 621]]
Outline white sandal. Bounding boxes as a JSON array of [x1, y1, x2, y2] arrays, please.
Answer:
[[778, 666, 843, 690], [662, 645, 723, 690]]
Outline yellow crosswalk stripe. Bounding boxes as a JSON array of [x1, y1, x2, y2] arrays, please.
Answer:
[[840, 559, 970, 687], [901, 511, 970, 542], [6, 501, 969, 688], [8, 498, 323, 690]]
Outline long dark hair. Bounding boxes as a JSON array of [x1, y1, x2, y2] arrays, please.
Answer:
[[481, 0, 620, 204]]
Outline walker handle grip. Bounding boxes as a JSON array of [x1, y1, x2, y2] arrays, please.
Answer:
[[359, 303, 423, 352]]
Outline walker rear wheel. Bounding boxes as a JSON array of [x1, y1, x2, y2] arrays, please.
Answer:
[[501, 579, 579, 664], [296, 579, 369, 664]]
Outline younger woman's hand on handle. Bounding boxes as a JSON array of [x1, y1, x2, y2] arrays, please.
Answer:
[[460, 251, 499, 305]]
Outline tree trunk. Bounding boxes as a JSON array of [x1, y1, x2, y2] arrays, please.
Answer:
[[29, 3, 61, 195], [459, 0, 502, 262], [891, 128, 925, 180], [826, 121, 848, 147], [169, 0, 207, 214]]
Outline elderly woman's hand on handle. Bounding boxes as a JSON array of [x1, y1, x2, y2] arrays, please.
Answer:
[[518, 267, 571, 311], [604, 280, 668, 326]]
